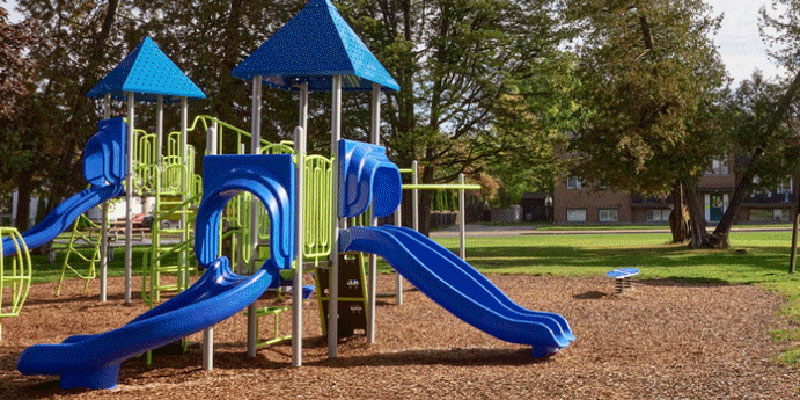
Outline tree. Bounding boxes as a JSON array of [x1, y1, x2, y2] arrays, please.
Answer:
[[564, 0, 727, 244], [0, 1, 40, 118], [0, 0, 45, 231], [684, 1, 800, 248], [337, 0, 571, 233], [1, 0, 134, 232], [696, 71, 800, 248]]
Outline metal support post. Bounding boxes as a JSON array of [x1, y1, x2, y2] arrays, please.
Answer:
[[458, 173, 466, 260], [180, 97, 189, 289], [100, 94, 111, 302], [248, 75, 262, 358], [367, 82, 380, 343], [202, 109, 217, 371], [124, 92, 134, 305], [412, 160, 419, 233], [292, 81, 308, 367], [202, 327, 214, 370], [328, 75, 342, 358], [791, 195, 800, 274], [394, 200, 403, 305]]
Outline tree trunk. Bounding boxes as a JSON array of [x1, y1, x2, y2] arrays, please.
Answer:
[[710, 69, 800, 248], [15, 174, 33, 233], [790, 185, 800, 274], [668, 180, 689, 242], [684, 182, 709, 248]]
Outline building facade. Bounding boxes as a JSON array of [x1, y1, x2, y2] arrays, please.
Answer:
[[553, 156, 799, 224]]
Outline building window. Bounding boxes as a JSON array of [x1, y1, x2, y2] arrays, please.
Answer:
[[706, 156, 729, 175], [599, 209, 619, 222], [646, 209, 670, 222], [566, 176, 584, 189], [774, 209, 790, 221], [749, 209, 770, 221], [749, 209, 789, 222], [566, 209, 587, 222], [751, 176, 792, 197]]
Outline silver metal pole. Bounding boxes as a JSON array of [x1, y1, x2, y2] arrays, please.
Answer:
[[458, 173, 466, 260], [124, 92, 134, 305], [292, 81, 308, 367], [202, 327, 213, 370], [412, 160, 419, 233], [207, 122, 218, 155], [248, 75, 262, 358], [154, 95, 163, 303], [394, 202, 403, 305], [367, 83, 380, 343], [328, 75, 342, 358], [156, 95, 164, 170], [100, 94, 111, 302], [180, 97, 189, 288], [292, 126, 305, 367], [202, 107, 216, 371]]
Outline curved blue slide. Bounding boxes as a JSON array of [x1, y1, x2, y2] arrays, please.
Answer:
[[336, 138, 573, 357], [17, 154, 295, 389], [3, 117, 128, 256], [339, 226, 573, 357], [2, 185, 124, 256]]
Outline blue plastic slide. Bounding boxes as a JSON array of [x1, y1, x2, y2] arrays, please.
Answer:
[[339, 225, 574, 357], [17, 154, 295, 389], [336, 138, 573, 357], [2, 117, 128, 256], [1, 185, 124, 256], [17, 257, 275, 389]]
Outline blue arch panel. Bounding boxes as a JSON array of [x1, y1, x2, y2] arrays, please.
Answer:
[[195, 154, 295, 271], [338, 139, 402, 219]]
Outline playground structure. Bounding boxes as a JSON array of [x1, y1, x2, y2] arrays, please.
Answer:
[[5, 0, 573, 390], [0, 227, 31, 342]]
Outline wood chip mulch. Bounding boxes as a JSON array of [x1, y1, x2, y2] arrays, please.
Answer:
[[1, 274, 798, 399]]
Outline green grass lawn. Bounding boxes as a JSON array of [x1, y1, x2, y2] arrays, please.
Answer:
[[17, 230, 800, 363], [28, 246, 156, 284], [535, 224, 670, 231], [534, 224, 793, 231]]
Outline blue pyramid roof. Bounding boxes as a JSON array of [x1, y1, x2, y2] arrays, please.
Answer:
[[87, 37, 206, 102], [232, 0, 399, 92]]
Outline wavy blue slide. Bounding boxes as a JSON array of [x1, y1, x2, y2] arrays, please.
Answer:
[[337, 138, 573, 357], [2, 117, 128, 256], [17, 154, 295, 389], [339, 226, 573, 357], [2, 185, 124, 256]]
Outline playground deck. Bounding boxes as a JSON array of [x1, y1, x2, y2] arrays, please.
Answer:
[[1, 274, 797, 399]]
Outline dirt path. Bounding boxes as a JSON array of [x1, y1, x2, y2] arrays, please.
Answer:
[[1, 275, 797, 399]]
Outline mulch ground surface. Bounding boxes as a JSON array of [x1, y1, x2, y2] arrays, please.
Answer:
[[1, 274, 798, 399]]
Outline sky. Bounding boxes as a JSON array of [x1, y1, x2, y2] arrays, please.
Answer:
[[707, 0, 787, 84], [3, 0, 790, 86]]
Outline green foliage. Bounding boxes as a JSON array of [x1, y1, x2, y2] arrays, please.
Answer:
[[761, 0, 800, 70], [726, 72, 800, 191], [565, 0, 727, 194], [0, 1, 41, 118], [131, 1, 305, 153], [337, 0, 575, 227]]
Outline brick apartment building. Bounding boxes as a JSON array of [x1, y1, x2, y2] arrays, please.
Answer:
[[553, 156, 799, 224]]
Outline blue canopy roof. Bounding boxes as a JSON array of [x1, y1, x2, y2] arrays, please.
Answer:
[[87, 37, 206, 102], [232, 0, 399, 92]]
